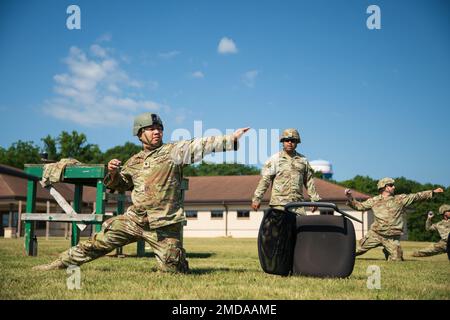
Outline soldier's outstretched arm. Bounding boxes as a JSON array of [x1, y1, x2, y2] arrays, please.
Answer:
[[401, 188, 443, 208], [171, 127, 250, 165]]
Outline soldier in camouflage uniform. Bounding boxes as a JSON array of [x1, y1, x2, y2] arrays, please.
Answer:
[[345, 178, 443, 261], [412, 204, 450, 257], [251, 128, 321, 215], [33, 113, 249, 272]]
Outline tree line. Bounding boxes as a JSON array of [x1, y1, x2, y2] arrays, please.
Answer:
[[1, 130, 447, 241]]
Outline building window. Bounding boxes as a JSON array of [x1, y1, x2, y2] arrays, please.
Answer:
[[237, 210, 250, 219], [211, 210, 223, 219], [185, 210, 198, 219]]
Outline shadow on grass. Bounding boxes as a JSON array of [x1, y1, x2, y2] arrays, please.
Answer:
[[188, 267, 248, 275], [89, 265, 247, 275], [106, 252, 215, 259], [356, 257, 387, 261]]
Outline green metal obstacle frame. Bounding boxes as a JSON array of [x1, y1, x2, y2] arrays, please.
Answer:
[[20, 164, 188, 257], [21, 164, 127, 256]]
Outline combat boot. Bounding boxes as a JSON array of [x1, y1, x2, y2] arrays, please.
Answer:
[[32, 259, 66, 271]]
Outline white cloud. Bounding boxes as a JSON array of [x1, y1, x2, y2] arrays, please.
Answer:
[[191, 71, 204, 79], [241, 70, 259, 88], [43, 44, 166, 127], [90, 44, 108, 58], [158, 50, 180, 59], [218, 37, 238, 54]]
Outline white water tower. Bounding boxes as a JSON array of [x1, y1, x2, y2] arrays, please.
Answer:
[[310, 159, 333, 180]]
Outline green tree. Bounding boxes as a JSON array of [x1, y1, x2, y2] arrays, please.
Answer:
[[40, 131, 103, 163], [58, 131, 102, 163], [101, 142, 141, 163], [41, 134, 58, 161], [0, 140, 41, 169], [338, 175, 378, 196]]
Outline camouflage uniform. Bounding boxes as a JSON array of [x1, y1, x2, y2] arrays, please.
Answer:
[[40, 158, 82, 187], [56, 134, 238, 273], [413, 204, 450, 257], [348, 190, 435, 261], [252, 150, 321, 215]]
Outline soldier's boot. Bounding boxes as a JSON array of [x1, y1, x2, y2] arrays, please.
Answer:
[[159, 247, 190, 274], [382, 248, 390, 261], [178, 258, 189, 274], [32, 259, 66, 271]]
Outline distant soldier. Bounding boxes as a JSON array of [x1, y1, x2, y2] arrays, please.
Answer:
[[412, 204, 450, 258], [345, 178, 443, 261], [33, 113, 249, 272], [251, 128, 321, 215]]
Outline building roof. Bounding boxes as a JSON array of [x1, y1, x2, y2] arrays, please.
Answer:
[[0, 164, 96, 204], [0, 164, 371, 206], [184, 175, 370, 205]]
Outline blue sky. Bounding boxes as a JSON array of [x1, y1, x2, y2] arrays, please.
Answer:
[[0, 0, 449, 186]]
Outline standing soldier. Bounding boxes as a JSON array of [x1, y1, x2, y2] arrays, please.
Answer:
[[33, 113, 249, 273], [412, 204, 450, 258], [251, 128, 321, 215], [345, 178, 444, 261]]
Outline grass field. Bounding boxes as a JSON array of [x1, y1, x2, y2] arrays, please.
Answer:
[[0, 237, 448, 300]]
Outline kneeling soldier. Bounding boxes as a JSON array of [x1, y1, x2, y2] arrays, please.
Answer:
[[345, 178, 443, 261], [412, 204, 450, 258], [33, 113, 249, 273]]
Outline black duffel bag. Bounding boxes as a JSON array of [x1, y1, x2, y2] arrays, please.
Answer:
[[257, 207, 297, 276], [258, 202, 362, 278]]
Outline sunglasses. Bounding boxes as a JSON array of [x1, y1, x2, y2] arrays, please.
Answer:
[[385, 183, 395, 187], [283, 139, 298, 143]]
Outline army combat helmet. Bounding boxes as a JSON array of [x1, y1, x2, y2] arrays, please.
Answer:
[[377, 177, 395, 190], [280, 128, 301, 143], [438, 204, 450, 215], [133, 113, 164, 136]]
